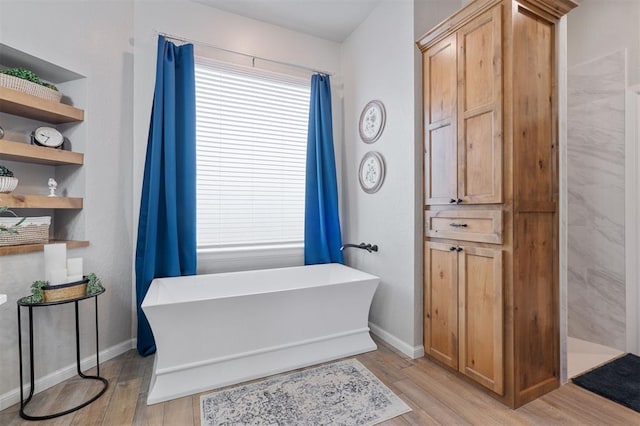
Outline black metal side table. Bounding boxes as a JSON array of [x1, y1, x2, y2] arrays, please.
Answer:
[[17, 289, 109, 420]]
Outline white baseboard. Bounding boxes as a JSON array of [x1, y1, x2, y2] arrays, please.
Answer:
[[368, 322, 424, 359], [0, 338, 136, 411]]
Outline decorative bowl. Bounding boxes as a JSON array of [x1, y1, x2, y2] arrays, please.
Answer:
[[0, 176, 18, 193]]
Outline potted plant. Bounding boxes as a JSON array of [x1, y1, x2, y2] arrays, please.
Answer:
[[26, 273, 104, 304], [0, 165, 18, 193], [0, 67, 61, 102], [0, 206, 24, 234]]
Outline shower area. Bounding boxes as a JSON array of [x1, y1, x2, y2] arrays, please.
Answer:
[[566, 49, 628, 378]]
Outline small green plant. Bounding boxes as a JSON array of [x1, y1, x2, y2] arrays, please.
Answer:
[[0, 165, 14, 177], [86, 273, 105, 295], [30, 280, 48, 303], [0, 206, 25, 234], [1, 67, 58, 92]]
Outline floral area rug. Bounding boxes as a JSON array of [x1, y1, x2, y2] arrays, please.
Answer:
[[200, 359, 411, 425]]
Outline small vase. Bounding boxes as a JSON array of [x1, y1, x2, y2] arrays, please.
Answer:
[[0, 176, 18, 193]]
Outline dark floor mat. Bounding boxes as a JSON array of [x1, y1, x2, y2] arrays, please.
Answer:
[[572, 353, 640, 412]]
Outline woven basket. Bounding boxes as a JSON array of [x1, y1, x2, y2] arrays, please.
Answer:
[[43, 278, 88, 302], [0, 216, 50, 246], [0, 74, 62, 102]]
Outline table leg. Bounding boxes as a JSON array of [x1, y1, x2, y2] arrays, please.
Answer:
[[18, 297, 108, 421]]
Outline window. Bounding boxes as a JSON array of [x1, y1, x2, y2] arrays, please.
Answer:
[[195, 57, 310, 251]]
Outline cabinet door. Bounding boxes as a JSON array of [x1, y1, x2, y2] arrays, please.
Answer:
[[457, 6, 503, 204], [424, 34, 458, 205], [458, 245, 503, 394], [424, 241, 459, 368]]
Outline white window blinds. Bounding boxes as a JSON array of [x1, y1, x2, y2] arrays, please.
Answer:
[[195, 57, 310, 249]]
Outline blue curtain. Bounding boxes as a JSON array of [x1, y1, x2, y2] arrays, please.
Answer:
[[135, 36, 197, 356], [304, 74, 343, 265]]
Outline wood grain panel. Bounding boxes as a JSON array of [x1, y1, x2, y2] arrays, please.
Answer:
[[0, 139, 83, 166], [428, 36, 456, 124], [0, 194, 82, 209], [425, 34, 458, 205], [518, 0, 578, 18], [513, 7, 554, 206], [425, 209, 502, 244], [457, 6, 502, 204], [425, 242, 459, 369], [461, 19, 494, 110], [0, 87, 84, 123], [513, 214, 557, 394], [458, 245, 503, 394], [462, 111, 497, 200], [427, 125, 457, 203]]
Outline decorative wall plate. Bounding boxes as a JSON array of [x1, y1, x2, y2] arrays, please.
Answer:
[[358, 100, 386, 143], [359, 151, 385, 194]]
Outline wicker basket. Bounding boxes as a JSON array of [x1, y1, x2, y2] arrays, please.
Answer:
[[0, 74, 62, 102], [43, 278, 88, 302], [0, 216, 50, 246]]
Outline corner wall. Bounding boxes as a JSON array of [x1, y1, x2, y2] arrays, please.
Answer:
[[340, 0, 461, 357], [0, 0, 134, 407]]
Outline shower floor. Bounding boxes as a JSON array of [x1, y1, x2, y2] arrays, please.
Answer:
[[567, 337, 624, 379]]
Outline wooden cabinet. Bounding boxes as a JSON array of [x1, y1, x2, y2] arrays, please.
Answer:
[[418, 0, 577, 408], [424, 6, 502, 206], [425, 242, 503, 393], [424, 242, 459, 369], [0, 86, 87, 255]]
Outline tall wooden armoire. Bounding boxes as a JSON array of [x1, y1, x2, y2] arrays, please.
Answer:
[[417, 0, 577, 408]]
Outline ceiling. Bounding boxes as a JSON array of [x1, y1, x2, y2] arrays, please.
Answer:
[[194, 0, 381, 42]]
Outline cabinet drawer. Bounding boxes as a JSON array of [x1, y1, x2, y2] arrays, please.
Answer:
[[425, 210, 502, 244]]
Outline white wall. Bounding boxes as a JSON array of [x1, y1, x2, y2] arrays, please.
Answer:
[[0, 0, 134, 408], [133, 0, 343, 278], [567, 0, 640, 85], [340, 0, 461, 357]]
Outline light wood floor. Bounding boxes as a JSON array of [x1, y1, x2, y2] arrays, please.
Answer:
[[1, 339, 639, 425]]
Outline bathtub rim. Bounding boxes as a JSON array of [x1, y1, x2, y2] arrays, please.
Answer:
[[142, 263, 379, 307]]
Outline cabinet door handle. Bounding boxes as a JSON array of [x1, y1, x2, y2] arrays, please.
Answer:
[[449, 223, 468, 228], [456, 198, 463, 204], [456, 246, 463, 252], [449, 246, 457, 251], [449, 198, 456, 204]]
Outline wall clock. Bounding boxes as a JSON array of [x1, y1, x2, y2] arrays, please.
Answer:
[[359, 151, 385, 194], [358, 100, 386, 143]]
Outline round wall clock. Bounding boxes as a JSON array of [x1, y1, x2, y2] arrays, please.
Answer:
[[359, 151, 385, 194], [358, 100, 386, 143]]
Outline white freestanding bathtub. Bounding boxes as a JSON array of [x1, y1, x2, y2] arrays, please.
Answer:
[[141, 263, 380, 405]]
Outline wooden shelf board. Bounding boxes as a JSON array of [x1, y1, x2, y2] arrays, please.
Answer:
[[0, 240, 89, 256], [0, 139, 83, 166], [0, 87, 84, 124], [0, 194, 82, 209]]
